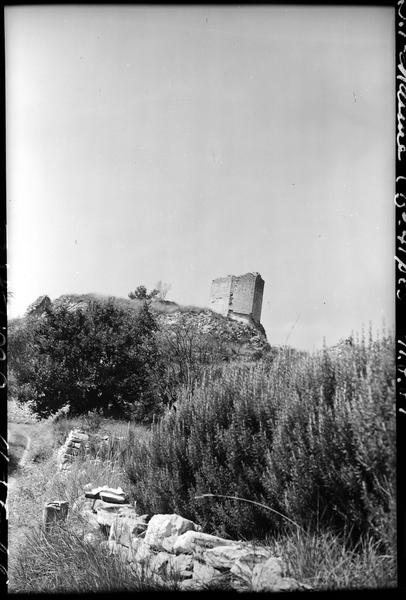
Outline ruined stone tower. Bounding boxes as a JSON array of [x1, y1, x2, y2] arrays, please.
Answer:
[[209, 272, 265, 326]]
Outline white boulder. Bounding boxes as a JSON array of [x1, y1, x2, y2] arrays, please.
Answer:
[[179, 578, 202, 590], [229, 547, 276, 586], [172, 530, 233, 555], [202, 543, 269, 571], [109, 509, 148, 547], [143, 514, 200, 551], [192, 560, 228, 586], [96, 503, 132, 528], [251, 557, 304, 592]]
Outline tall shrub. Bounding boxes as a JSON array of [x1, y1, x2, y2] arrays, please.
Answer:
[[125, 333, 395, 546]]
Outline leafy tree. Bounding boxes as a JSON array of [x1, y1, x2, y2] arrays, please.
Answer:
[[8, 317, 36, 403], [128, 285, 159, 301], [8, 317, 35, 386], [10, 298, 163, 420]]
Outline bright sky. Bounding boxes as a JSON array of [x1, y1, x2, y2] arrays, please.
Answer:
[[6, 5, 394, 350]]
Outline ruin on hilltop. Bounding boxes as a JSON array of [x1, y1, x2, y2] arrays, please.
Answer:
[[209, 272, 265, 329]]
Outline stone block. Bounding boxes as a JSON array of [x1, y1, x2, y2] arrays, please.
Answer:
[[173, 530, 232, 555], [109, 509, 148, 547], [84, 485, 127, 503], [229, 547, 275, 587], [70, 430, 89, 441], [144, 514, 200, 551], [178, 578, 202, 591], [96, 504, 131, 528], [43, 500, 69, 530], [99, 491, 128, 504], [148, 551, 171, 577], [168, 553, 193, 578], [202, 543, 271, 572], [251, 557, 294, 592], [192, 559, 226, 585]]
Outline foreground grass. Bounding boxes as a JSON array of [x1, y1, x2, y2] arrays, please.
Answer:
[[268, 528, 396, 590], [11, 525, 158, 593], [8, 413, 150, 591]]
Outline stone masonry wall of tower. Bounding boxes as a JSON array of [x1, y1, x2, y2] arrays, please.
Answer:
[[230, 274, 256, 316], [209, 272, 264, 324], [209, 276, 233, 316], [252, 276, 264, 323]]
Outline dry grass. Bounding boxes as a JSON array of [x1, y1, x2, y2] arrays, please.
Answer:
[[8, 415, 151, 592], [11, 524, 153, 593], [265, 527, 396, 591]]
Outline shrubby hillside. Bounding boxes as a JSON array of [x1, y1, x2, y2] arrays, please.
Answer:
[[8, 291, 396, 591], [8, 292, 271, 420]]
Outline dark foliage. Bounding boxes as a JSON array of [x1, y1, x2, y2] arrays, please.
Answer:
[[9, 298, 162, 421]]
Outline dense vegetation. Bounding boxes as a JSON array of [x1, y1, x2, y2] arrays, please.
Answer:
[[8, 298, 162, 421], [8, 292, 396, 590], [8, 294, 269, 419], [125, 331, 395, 550]]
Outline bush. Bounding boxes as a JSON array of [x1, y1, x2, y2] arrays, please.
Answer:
[[152, 313, 236, 406], [152, 310, 269, 407], [125, 332, 395, 548], [9, 298, 163, 421]]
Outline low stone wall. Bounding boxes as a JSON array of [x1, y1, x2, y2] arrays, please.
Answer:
[[80, 493, 309, 591], [57, 428, 109, 471]]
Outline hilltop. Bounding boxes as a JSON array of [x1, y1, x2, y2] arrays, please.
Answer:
[[21, 292, 271, 362]]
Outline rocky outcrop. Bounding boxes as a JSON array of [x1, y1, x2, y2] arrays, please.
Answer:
[[157, 309, 270, 361], [25, 295, 51, 317]]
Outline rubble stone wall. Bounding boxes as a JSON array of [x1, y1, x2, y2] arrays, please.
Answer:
[[57, 428, 109, 471], [90, 504, 308, 591]]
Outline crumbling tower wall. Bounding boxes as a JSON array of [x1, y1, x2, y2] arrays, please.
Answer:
[[209, 276, 233, 317], [209, 272, 265, 326]]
